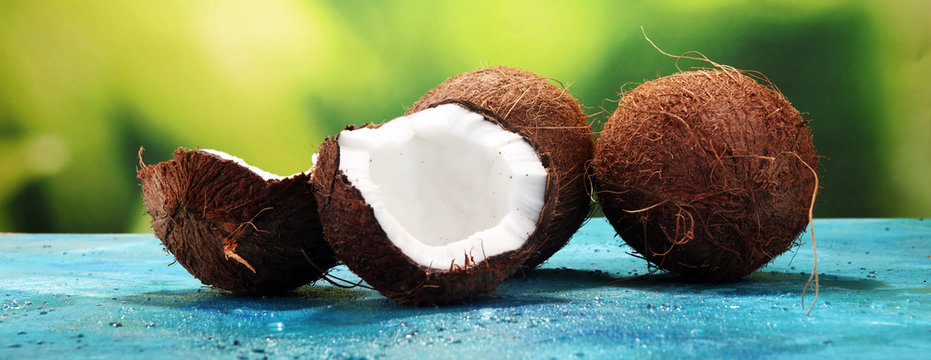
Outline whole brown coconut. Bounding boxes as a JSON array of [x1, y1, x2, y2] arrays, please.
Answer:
[[138, 148, 338, 295], [409, 66, 595, 270], [593, 70, 818, 282]]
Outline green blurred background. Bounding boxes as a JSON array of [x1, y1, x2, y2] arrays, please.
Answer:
[[0, 0, 928, 233]]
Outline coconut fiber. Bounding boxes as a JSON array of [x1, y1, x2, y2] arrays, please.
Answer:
[[593, 70, 818, 282], [410, 66, 595, 270], [138, 148, 337, 295]]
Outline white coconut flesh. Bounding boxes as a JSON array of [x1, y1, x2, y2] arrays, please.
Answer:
[[198, 149, 311, 181], [338, 103, 547, 270]]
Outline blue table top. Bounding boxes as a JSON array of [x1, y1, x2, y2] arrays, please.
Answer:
[[1, 218, 929, 359]]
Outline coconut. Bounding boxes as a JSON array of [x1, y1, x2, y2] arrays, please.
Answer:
[[314, 67, 591, 305], [593, 70, 818, 282], [137, 147, 338, 295], [314, 74, 591, 304], [409, 66, 595, 270]]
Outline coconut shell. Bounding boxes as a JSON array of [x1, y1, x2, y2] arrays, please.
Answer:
[[593, 70, 818, 282], [137, 148, 338, 295], [409, 66, 594, 270], [313, 105, 558, 305]]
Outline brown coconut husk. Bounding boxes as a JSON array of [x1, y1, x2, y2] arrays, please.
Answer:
[[137, 147, 338, 295], [409, 66, 595, 270], [312, 103, 558, 305], [593, 70, 819, 282]]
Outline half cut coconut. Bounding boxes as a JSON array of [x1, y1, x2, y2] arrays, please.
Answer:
[[341, 103, 547, 268], [407, 66, 595, 270], [314, 102, 555, 304]]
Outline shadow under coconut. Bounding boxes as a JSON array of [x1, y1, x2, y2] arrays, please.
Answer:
[[712, 272, 891, 297], [274, 271, 628, 323], [119, 285, 369, 312], [306, 290, 574, 323], [749, 271, 891, 290], [504, 267, 626, 293], [598, 271, 892, 298]]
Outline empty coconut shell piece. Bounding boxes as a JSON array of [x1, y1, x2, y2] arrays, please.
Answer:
[[593, 70, 819, 282], [138, 148, 338, 295]]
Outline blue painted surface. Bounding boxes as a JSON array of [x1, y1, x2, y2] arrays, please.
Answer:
[[0, 219, 928, 359]]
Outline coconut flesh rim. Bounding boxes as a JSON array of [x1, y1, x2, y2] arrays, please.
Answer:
[[198, 149, 311, 180], [338, 104, 547, 270]]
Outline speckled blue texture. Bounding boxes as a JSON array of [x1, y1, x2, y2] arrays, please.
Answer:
[[1, 219, 929, 359]]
